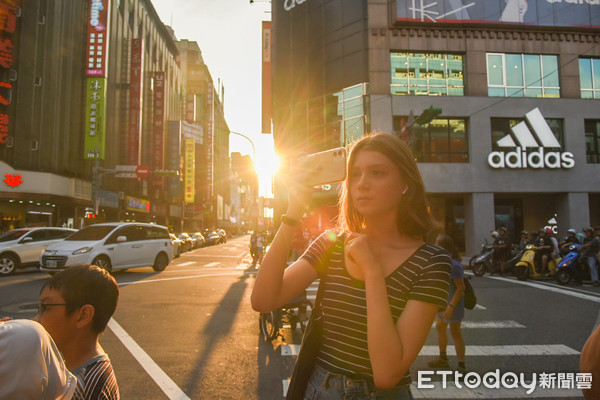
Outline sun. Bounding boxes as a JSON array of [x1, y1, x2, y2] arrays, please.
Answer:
[[253, 136, 280, 197]]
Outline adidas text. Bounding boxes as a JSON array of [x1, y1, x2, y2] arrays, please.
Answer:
[[488, 147, 575, 169]]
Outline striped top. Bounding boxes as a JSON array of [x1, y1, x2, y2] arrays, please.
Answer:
[[72, 354, 120, 400], [301, 232, 451, 385]]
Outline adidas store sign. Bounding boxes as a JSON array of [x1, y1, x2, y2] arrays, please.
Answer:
[[488, 108, 575, 169]]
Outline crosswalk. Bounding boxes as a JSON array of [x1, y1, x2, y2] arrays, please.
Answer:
[[278, 281, 584, 399]]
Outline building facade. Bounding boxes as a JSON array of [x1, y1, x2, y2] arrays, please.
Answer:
[[271, 0, 600, 255]]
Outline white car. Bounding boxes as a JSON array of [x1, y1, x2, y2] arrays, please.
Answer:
[[39, 222, 172, 274], [0, 227, 76, 276]]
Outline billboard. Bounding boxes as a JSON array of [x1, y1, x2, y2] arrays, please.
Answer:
[[86, 0, 110, 77], [152, 72, 165, 186], [84, 78, 107, 159], [396, 0, 600, 27], [184, 138, 195, 204], [128, 38, 143, 165]]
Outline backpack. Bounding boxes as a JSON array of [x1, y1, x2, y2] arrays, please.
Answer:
[[463, 277, 477, 310]]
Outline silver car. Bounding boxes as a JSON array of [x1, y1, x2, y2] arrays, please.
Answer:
[[0, 227, 76, 276]]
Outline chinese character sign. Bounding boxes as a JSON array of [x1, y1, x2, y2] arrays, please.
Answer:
[[84, 78, 107, 159], [0, 1, 19, 147], [128, 38, 143, 165], [184, 138, 195, 204], [86, 0, 110, 77], [152, 72, 165, 186], [3, 173, 22, 188]]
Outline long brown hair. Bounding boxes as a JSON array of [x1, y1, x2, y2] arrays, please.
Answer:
[[337, 132, 435, 238]]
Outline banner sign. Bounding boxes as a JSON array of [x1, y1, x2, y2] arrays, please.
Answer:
[[185, 93, 196, 124], [0, 0, 19, 146], [184, 138, 195, 204], [152, 72, 165, 186], [128, 38, 143, 165], [167, 121, 182, 198], [262, 21, 272, 134], [84, 78, 107, 159], [206, 86, 214, 201], [126, 195, 150, 213], [396, 0, 600, 27], [86, 0, 110, 77]]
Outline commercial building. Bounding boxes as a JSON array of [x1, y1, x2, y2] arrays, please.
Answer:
[[271, 0, 600, 254]]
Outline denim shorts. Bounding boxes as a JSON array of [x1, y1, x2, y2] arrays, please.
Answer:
[[303, 364, 413, 400]]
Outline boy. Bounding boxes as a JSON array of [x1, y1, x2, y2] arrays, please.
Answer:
[[35, 265, 120, 400]]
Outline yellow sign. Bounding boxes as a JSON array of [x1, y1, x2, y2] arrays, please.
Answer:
[[184, 138, 195, 204]]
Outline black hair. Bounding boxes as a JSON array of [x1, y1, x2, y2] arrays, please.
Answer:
[[42, 265, 119, 334], [435, 233, 459, 260]]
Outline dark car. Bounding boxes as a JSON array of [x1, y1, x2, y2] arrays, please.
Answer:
[[177, 233, 194, 252]]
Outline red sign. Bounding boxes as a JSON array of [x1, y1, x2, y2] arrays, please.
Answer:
[[0, 1, 18, 147], [128, 38, 143, 165], [136, 164, 150, 179], [85, 0, 110, 77], [152, 72, 165, 187], [4, 173, 22, 188]]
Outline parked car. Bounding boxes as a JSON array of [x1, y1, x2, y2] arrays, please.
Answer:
[[0, 227, 76, 276], [217, 229, 227, 243], [191, 232, 205, 248], [39, 222, 172, 274], [203, 230, 221, 246], [170, 233, 182, 258], [177, 233, 193, 252]]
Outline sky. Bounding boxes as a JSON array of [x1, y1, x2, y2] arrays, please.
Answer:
[[150, 0, 275, 194]]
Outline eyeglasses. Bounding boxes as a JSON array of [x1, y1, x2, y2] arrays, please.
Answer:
[[38, 303, 67, 314]]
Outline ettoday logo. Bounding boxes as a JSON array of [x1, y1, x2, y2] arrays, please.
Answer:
[[488, 108, 575, 169]]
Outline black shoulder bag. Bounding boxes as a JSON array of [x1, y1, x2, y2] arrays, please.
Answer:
[[463, 277, 477, 310], [286, 235, 339, 400]]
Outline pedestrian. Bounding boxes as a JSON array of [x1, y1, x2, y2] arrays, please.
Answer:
[[251, 132, 451, 398], [0, 319, 77, 400], [579, 228, 600, 286], [428, 234, 467, 374], [35, 265, 120, 400], [250, 231, 258, 265], [256, 231, 265, 264], [492, 226, 512, 275], [534, 229, 552, 274], [546, 228, 559, 263], [518, 230, 529, 250]]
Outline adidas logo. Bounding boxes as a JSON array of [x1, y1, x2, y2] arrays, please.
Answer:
[[488, 108, 575, 169]]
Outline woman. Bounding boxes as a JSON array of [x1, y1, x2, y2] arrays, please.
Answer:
[[428, 234, 466, 374], [251, 132, 451, 399]]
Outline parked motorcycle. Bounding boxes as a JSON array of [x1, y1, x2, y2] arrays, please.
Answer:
[[470, 240, 495, 277], [555, 243, 587, 285], [513, 244, 559, 281]]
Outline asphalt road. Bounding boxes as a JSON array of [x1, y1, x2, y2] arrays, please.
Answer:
[[1, 234, 599, 399]]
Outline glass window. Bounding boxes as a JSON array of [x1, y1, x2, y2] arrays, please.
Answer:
[[397, 117, 468, 163], [585, 120, 600, 164], [391, 52, 464, 96], [487, 53, 560, 98], [580, 58, 600, 99]]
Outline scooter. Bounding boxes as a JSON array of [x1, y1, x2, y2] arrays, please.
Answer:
[[555, 244, 588, 285], [470, 240, 495, 277], [513, 244, 559, 281]]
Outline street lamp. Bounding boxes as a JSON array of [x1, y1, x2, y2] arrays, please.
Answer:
[[229, 130, 256, 160]]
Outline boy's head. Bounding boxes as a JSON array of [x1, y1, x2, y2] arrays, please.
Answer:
[[36, 265, 119, 347]]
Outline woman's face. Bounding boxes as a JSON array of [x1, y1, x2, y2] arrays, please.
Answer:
[[348, 149, 406, 219]]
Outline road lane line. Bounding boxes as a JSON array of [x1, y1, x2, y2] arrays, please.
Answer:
[[107, 319, 190, 400], [281, 344, 579, 357], [484, 275, 600, 303], [117, 272, 241, 286], [176, 262, 195, 267], [204, 262, 220, 267], [431, 320, 525, 329]]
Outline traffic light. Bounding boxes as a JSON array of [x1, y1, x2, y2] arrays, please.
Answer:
[[153, 170, 180, 176], [415, 105, 442, 126]]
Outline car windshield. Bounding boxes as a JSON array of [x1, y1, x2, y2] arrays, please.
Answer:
[[65, 225, 116, 241], [0, 229, 30, 242]]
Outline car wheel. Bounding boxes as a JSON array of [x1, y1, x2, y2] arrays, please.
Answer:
[[92, 255, 112, 273], [472, 262, 486, 277], [0, 254, 18, 276], [153, 253, 168, 272]]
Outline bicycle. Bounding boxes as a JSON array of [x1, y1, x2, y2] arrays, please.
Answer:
[[259, 292, 313, 341]]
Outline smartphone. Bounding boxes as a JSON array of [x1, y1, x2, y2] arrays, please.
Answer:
[[293, 147, 347, 187]]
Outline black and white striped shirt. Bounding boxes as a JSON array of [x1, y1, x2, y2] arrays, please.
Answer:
[[72, 354, 120, 400], [301, 232, 451, 384]]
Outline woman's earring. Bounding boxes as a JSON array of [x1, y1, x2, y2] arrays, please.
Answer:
[[402, 187, 408, 195]]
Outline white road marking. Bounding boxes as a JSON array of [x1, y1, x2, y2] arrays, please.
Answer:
[[117, 272, 241, 287], [410, 382, 582, 398], [418, 344, 580, 357], [281, 344, 579, 358], [176, 262, 195, 267], [282, 379, 290, 397], [181, 253, 246, 259], [108, 319, 190, 400], [432, 320, 525, 329], [473, 304, 486, 310], [485, 275, 600, 303], [204, 262, 220, 267]]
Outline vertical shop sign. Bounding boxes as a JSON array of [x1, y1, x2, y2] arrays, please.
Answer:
[[86, 0, 110, 77], [152, 72, 165, 186], [84, 78, 107, 159], [167, 121, 182, 198], [184, 138, 195, 204], [185, 94, 195, 124], [128, 38, 143, 165], [262, 21, 272, 134], [206, 86, 214, 201], [0, 0, 19, 145]]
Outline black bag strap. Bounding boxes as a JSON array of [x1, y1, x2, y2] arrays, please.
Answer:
[[312, 232, 345, 314]]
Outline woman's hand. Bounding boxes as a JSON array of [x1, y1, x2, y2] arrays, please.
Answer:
[[442, 306, 453, 321], [344, 232, 381, 279]]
